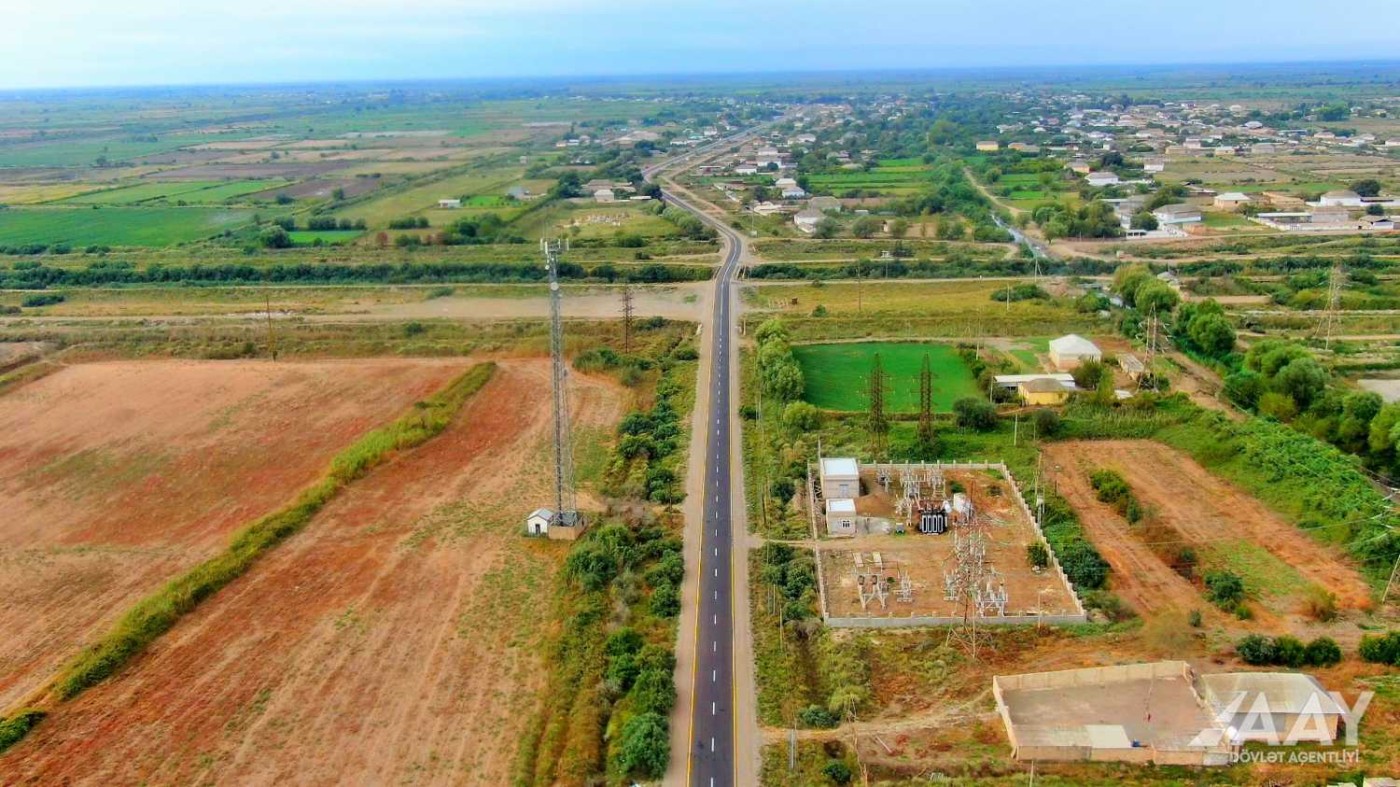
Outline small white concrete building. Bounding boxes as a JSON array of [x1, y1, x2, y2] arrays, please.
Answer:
[[820, 457, 861, 499], [1048, 334, 1102, 371], [794, 207, 824, 234], [825, 498, 858, 537], [1214, 192, 1251, 210], [1198, 673, 1345, 745], [1153, 203, 1203, 225], [526, 508, 555, 537], [593, 188, 616, 203], [1319, 189, 1364, 208], [1086, 171, 1121, 187], [438, 198, 462, 209]]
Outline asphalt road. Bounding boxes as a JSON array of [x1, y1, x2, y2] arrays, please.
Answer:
[[655, 182, 741, 787], [646, 128, 761, 787]]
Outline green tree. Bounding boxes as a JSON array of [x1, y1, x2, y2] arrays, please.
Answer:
[[1351, 178, 1382, 198], [1135, 280, 1180, 316], [617, 713, 670, 778], [1112, 264, 1154, 306], [953, 397, 997, 431], [781, 401, 823, 433], [813, 218, 841, 239], [851, 215, 881, 238], [1188, 313, 1236, 357], [260, 226, 292, 249]]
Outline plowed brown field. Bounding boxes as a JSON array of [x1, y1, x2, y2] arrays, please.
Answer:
[[0, 359, 469, 712], [1043, 440, 1371, 620], [2, 360, 624, 786]]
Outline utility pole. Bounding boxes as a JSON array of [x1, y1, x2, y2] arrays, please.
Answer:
[[264, 293, 278, 361], [621, 285, 635, 353], [1384, 554, 1400, 607]]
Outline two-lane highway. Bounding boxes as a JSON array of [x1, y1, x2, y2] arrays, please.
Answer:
[[645, 127, 764, 787], [671, 188, 742, 787]]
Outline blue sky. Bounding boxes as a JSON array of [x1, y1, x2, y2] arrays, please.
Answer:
[[2, 0, 1396, 89]]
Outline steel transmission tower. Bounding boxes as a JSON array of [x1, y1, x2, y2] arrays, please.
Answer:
[[542, 239, 578, 520]]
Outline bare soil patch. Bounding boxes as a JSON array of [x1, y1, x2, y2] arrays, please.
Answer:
[[0, 358, 469, 710], [2, 360, 625, 786], [1043, 440, 1371, 622]]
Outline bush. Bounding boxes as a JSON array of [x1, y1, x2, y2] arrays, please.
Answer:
[[1359, 631, 1400, 665], [1273, 635, 1307, 668], [1237, 634, 1277, 665], [1032, 408, 1061, 437], [1305, 636, 1343, 667], [631, 667, 676, 716], [1204, 570, 1245, 610], [1060, 541, 1109, 590], [823, 760, 854, 785], [953, 397, 997, 431], [0, 709, 45, 754], [1188, 609, 1203, 628], [617, 712, 670, 778], [1027, 542, 1049, 569], [21, 292, 65, 307], [797, 705, 839, 728], [1082, 590, 1132, 622], [650, 579, 680, 618], [1303, 586, 1338, 622]]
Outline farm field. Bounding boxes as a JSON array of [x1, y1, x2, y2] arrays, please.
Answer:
[[1042, 440, 1372, 623], [0, 358, 470, 712], [792, 342, 980, 412], [332, 165, 524, 226], [0, 207, 258, 246], [1, 360, 625, 786]]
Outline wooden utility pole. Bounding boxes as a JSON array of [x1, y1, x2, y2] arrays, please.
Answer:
[[264, 293, 278, 361]]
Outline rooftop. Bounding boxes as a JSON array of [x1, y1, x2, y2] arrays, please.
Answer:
[[821, 457, 859, 478]]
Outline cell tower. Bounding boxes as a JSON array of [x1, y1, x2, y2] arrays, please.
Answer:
[[542, 239, 580, 524]]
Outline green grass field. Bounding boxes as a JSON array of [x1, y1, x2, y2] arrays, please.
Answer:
[[288, 230, 363, 246], [60, 179, 292, 206], [0, 207, 256, 246], [792, 342, 980, 413]]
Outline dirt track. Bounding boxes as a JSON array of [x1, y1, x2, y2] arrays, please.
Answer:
[[1045, 441, 1372, 620], [2, 360, 624, 786], [0, 358, 468, 712]]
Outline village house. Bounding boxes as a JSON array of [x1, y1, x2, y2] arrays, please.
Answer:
[[1019, 377, 1072, 406], [1153, 203, 1203, 225], [976, 140, 1000, 152], [794, 207, 824, 234], [1213, 192, 1251, 210], [1048, 334, 1102, 371], [1086, 171, 1120, 187]]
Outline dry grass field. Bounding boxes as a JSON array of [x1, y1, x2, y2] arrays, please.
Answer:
[[0, 360, 625, 785], [0, 359, 469, 711]]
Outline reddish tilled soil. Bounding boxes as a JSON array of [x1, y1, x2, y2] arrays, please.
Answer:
[[1043, 440, 1372, 618], [0, 359, 469, 710], [2, 360, 624, 786]]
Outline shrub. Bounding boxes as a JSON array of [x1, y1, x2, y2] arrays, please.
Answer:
[[798, 705, 839, 728], [631, 667, 676, 716], [1273, 635, 1306, 668], [1359, 631, 1400, 665], [953, 397, 998, 431], [823, 760, 854, 785], [1305, 637, 1343, 667], [1060, 541, 1109, 590], [1026, 542, 1049, 569], [1237, 634, 1277, 665], [1303, 586, 1338, 622], [1032, 407, 1061, 437], [1082, 590, 1132, 622], [0, 709, 45, 754], [1204, 570, 1245, 610], [1188, 609, 1203, 628], [649, 579, 680, 618], [617, 712, 670, 778]]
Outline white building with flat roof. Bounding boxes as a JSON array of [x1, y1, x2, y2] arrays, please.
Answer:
[[825, 498, 857, 537], [820, 457, 860, 499]]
